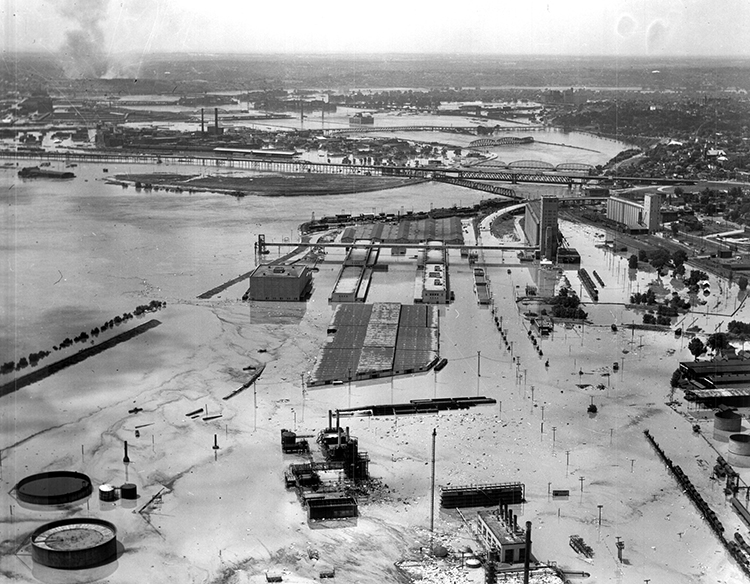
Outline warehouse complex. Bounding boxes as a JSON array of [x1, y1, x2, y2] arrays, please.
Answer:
[[309, 303, 438, 386]]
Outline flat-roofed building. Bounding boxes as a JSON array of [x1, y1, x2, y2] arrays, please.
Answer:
[[245, 264, 313, 301], [422, 263, 448, 304], [476, 510, 528, 564]]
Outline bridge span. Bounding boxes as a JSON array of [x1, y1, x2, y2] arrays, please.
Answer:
[[1, 149, 695, 187]]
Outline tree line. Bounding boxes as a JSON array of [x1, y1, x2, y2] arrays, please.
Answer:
[[1, 300, 166, 375]]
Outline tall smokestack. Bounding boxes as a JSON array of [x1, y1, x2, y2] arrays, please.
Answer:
[[201, 108, 205, 134], [336, 411, 341, 446], [523, 521, 532, 584], [214, 107, 219, 132], [328, 410, 332, 430]]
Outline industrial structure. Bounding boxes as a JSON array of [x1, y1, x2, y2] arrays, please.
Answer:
[[330, 240, 380, 303], [523, 197, 559, 260], [244, 264, 313, 301], [283, 413, 370, 522], [439, 482, 525, 508], [309, 303, 438, 386], [606, 193, 661, 233], [417, 241, 450, 304], [30, 518, 118, 569], [15, 471, 93, 505], [475, 506, 530, 564]]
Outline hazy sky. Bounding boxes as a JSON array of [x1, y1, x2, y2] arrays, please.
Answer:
[[3, 0, 749, 58]]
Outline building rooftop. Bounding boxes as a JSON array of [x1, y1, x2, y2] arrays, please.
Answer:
[[251, 265, 308, 278], [477, 510, 524, 545]]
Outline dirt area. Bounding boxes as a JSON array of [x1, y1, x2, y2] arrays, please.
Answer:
[[111, 172, 423, 196]]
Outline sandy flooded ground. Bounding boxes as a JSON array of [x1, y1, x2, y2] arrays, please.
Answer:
[[2, 162, 750, 583]]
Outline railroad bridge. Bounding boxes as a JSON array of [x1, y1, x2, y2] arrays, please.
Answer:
[[2, 149, 694, 187]]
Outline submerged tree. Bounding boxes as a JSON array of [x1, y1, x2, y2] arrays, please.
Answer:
[[687, 337, 706, 361]]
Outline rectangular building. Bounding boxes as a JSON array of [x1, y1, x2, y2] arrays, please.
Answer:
[[607, 194, 661, 233], [245, 264, 313, 301], [524, 197, 559, 260], [476, 510, 528, 564]]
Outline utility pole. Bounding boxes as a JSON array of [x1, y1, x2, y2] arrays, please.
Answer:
[[477, 351, 481, 377], [430, 428, 437, 547]]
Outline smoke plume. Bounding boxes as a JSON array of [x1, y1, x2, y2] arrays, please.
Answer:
[[58, 0, 110, 79]]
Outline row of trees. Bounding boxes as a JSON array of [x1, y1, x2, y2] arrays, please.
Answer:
[[687, 332, 731, 360], [0, 300, 166, 375]]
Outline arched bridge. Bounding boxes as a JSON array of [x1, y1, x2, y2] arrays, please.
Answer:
[[468, 136, 535, 148]]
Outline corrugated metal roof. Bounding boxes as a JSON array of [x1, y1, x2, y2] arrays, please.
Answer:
[[357, 346, 395, 374], [687, 388, 750, 398]]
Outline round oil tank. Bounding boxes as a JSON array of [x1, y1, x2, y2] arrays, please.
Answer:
[[98, 484, 116, 502], [15, 471, 92, 506], [31, 518, 117, 569], [715, 410, 742, 432], [281, 430, 296, 445], [465, 558, 481, 569], [120, 483, 137, 500], [729, 434, 750, 456]]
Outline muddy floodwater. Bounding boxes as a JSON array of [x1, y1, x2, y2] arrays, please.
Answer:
[[2, 141, 750, 584]]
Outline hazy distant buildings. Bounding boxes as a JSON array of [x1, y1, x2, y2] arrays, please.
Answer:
[[524, 196, 559, 260], [606, 193, 661, 233], [349, 112, 374, 125]]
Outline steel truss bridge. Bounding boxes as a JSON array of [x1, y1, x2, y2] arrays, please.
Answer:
[[1, 149, 695, 188], [322, 124, 546, 135]]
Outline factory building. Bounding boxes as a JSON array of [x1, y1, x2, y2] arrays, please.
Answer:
[[422, 264, 448, 304], [523, 197, 559, 260], [476, 507, 528, 564], [415, 241, 450, 304], [244, 264, 313, 301], [606, 193, 661, 233]]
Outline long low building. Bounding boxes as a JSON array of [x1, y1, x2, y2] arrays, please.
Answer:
[[679, 359, 750, 389]]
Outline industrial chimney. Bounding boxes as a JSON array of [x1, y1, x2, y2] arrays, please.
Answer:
[[523, 521, 532, 584]]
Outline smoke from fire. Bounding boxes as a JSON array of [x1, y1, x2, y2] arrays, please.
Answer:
[[58, 0, 110, 78]]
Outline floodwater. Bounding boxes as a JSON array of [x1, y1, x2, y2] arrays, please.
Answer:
[[3, 135, 750, 583]]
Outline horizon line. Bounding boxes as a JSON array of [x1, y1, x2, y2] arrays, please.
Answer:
[[4, 50, 750, 61]]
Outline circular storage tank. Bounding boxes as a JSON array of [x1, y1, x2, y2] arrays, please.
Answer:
[[15, 471, 92, 505], [98, 484, 115, 502], [31, 518, 118, 569], [120, 483, 137, 500], [728, 434, 750, 467], [715, 410, 742, 432]]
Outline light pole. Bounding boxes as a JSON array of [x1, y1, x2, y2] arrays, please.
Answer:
[[292, 408, 296, 431], [597, 504, 603, 526], [430, 428, 437, 548]]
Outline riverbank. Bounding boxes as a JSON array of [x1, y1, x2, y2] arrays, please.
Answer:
[[110, 172, 424, 196]]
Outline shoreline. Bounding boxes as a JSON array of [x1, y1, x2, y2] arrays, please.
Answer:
[[107, 173, 426, 197]]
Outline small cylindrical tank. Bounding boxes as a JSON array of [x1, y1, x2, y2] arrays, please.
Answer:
[[99, 484, 115, 502], [120, 483, 137, 500]]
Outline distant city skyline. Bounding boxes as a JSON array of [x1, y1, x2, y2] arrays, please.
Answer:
[[3, 0, 749, 60]]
